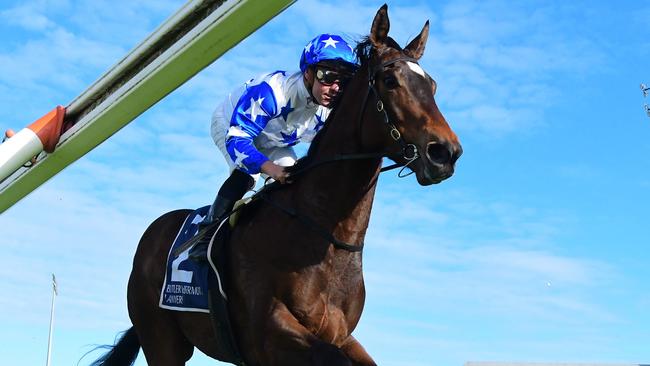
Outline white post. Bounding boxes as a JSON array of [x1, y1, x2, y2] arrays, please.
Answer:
[[0, 128, 43, 182], [46, 274, 57, 366]]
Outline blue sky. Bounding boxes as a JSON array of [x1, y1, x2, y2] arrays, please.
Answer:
[[1, 0, 649, 365]]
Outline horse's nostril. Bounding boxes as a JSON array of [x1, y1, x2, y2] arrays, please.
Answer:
[[426, 142, 452, 165], [454, 144, 463, 163]]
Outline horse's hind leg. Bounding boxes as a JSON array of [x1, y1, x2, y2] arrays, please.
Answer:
[[129, 253, 194, 364], [133, 310, 194, 365], [129, 284, 194, 365], [128, 209, 195, 365]]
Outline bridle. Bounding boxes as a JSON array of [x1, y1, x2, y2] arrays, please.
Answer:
[[358, 54, 421, 174], [256, 53, 427, 252]]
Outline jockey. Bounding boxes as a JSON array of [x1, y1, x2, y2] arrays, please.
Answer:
[[191, 33, 358, 258]]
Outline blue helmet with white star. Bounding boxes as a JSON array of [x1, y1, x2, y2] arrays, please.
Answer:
[[299, 33, 358, 72]]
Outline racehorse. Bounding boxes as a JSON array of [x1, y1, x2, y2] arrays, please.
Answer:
[[90, 4, 462, 366]]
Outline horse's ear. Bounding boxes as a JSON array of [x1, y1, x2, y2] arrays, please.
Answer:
[[370, 4, 390, 45], [404, 21, 430, 60]]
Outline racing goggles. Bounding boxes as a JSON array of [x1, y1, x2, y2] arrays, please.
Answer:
[[315, 68, 351, 86]]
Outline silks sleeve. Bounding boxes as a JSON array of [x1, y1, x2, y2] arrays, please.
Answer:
[[225, 81, 278, 174]]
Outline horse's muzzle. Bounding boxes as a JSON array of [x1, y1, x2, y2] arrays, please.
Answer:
[[417, 140, 462, 185]]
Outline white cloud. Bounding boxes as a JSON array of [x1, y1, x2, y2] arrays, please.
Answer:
[[363, 186, 618, 331], [1, 3, 56, 31], [412, 1, 607, 140]]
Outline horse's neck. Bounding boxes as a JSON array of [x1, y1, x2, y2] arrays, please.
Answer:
[[296, 156, 380, 244], [294, 74, 382, 244]]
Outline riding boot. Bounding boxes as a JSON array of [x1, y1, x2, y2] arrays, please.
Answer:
[[203, 194, 237, 231], [188, 195, 237, 261], [189, 169, 254, 261]]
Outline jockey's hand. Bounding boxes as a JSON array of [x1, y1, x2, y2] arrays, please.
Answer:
[[261, 161, 290, 184]]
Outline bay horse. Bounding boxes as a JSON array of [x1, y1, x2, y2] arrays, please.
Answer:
[[90, 4, 461, 366]]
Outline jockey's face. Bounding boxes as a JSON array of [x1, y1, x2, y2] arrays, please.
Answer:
[[305, 66, 348, 107]]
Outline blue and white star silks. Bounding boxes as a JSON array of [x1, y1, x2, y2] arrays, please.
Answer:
[[299, 33, 358, 73], [233, 148, 249, 170], [322, 36, 339, 48], [314, 111, 326, 131], [279, 99, 294, 121], [281, 130, 299, 146], [244, 96, 268, 122], [221, 71, 331, 174]]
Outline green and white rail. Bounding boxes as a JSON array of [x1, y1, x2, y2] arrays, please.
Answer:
[[0, 0, 295, 213]]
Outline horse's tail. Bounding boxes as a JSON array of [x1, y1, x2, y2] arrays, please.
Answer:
[[89, 327, 140, 366]]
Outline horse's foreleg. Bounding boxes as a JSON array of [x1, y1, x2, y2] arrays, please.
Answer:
[[340, 335, 377, 366], [258, 302, 352, 366]]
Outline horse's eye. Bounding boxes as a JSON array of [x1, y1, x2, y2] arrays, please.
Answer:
[[383, 75, 398, 89]]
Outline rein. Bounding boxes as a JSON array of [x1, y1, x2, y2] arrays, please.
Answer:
[[259, 55, 423, 253]]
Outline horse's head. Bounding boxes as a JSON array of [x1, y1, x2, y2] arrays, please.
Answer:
[[358, 4, 462, 185]]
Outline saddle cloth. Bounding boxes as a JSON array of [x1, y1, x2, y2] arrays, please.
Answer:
[[159, 205, 245, 364], [159, 205, 212, 312]]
